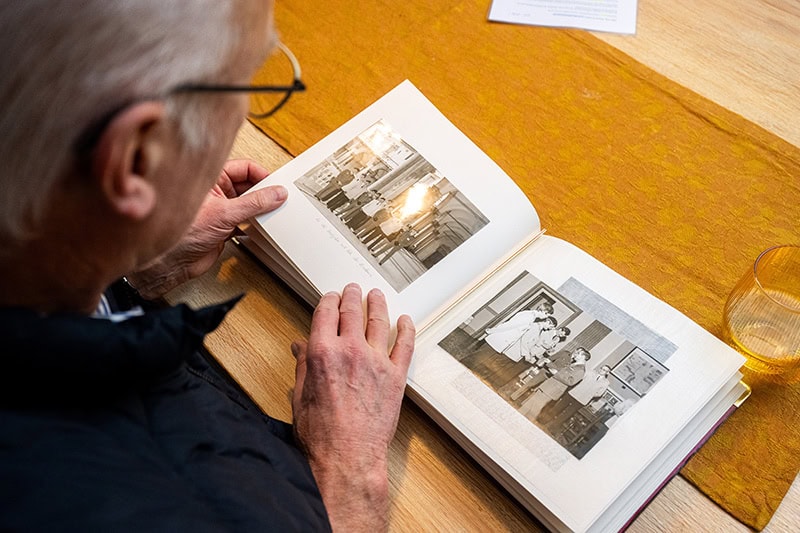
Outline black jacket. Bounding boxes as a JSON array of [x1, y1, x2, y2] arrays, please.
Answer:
[[0, 298, 330, 532]]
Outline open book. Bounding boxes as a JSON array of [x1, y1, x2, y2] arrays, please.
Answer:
[[241, 80, 747, 532]]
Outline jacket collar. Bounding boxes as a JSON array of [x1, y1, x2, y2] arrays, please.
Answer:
[[0, 296, 241, 403]]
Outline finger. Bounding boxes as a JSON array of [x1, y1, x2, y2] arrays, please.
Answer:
[[310, 291, 342, 339], [337, 283, 364, 338], [389, 314, 415, 374], [219, 185, 287, 228], [220, 159, 271, 196], [364, 288, 390, 349], [222, 159, 271, 184], [291, 340, 308, 405]]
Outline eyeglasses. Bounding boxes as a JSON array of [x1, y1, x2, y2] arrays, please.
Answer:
[[172, 42, 306, 119], [75, 42, 306, 154]]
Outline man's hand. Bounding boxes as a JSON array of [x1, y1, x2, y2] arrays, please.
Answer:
[[127, 159, 286, 299], [291, 284, 415, 532]]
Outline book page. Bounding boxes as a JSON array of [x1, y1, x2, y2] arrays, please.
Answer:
[[488, 0, 638, 35], [410, 235, 744, 531], [248, 81, 540, 327]]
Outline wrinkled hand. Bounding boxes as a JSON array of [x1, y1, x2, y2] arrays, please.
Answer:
[[127, 159, 287, 299], [291, 284, 415, 532]]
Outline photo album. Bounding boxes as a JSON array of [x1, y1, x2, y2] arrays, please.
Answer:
[[240, 80, 747, 532]]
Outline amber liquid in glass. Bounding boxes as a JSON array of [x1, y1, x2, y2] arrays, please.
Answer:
[[723, 289, 800, 374]]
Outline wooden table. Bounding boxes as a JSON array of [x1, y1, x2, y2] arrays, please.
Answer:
[[166, 1, 800, 530]]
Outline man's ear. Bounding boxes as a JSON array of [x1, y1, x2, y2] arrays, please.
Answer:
[[91, 101, 168, 220]]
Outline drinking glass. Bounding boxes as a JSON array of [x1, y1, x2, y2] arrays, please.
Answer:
[[722, 245, 800, 374]]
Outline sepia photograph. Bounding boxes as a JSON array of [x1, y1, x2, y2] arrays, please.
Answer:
[[438, 272, 675, 459], [294, 120, 489, 292]]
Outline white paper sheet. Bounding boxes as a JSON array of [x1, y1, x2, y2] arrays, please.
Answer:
[[489, 0, 638, 34]]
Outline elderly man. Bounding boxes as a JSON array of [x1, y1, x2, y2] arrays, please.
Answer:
[[0, 2, 414, 532]]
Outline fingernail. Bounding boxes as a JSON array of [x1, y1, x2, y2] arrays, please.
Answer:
[[290, 342, 299, 357], [273, 185, 288, 201]]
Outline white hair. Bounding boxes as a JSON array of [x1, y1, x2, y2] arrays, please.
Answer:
[[0, 0, 244, 243]]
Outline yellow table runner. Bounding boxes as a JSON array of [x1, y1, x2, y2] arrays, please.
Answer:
[[251, 1, 800, 529]]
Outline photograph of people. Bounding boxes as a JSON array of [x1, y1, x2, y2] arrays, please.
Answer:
[[483, 302, 556, 362], [460, 305, 572, 389], [438, 272, 674, 460]]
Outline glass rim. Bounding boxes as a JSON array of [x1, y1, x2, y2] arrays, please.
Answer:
[[753, 244, 800, 313]]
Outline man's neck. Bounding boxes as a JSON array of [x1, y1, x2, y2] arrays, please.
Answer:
[[0, 244, 110, 314]]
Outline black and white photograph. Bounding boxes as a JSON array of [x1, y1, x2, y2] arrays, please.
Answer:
[[294, 120, 489, 291], [438, 272, 676, 459]]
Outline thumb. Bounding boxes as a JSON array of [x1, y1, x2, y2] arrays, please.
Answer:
[[291, 340, 308, 401], [291, 339, 307, 361], [223, 185, 288, 227]]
